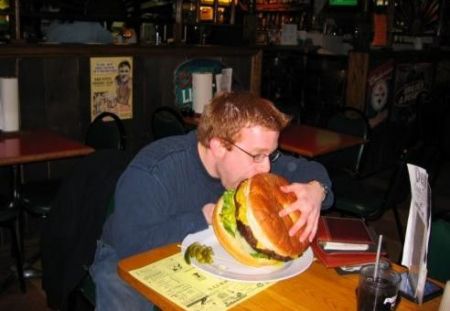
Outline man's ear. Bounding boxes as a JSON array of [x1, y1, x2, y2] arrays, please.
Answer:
[[209, 137, 227, 158]]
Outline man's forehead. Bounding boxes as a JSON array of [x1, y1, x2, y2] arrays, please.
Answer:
[[237, 125, 276, 139]]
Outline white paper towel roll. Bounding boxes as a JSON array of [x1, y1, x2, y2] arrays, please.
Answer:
[[221, 68, 233, 92], [215, 73, 223, 95], [192, 72, 212, 114], [0, 77, 20, 132]]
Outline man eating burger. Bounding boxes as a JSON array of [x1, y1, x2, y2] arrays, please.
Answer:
[[91, 92, 333, 311]]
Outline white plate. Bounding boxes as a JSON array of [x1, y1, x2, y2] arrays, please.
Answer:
[[181, 227, 313, 282]]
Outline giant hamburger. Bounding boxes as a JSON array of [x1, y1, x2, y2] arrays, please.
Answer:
[[212, 173, 309, 267]]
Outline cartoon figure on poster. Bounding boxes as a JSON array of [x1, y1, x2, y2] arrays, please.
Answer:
[[115, 60, 132, 106], [90, 57, 133, 121]]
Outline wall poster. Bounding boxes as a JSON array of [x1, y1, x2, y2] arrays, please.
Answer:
[[90, 57, 133, 121], [391, 62, 433, 126], [365, 59, 394, 126]]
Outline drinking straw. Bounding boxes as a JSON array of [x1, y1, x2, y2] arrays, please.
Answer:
[[373, 234, 383, 280], [372, 235, 383, 311]]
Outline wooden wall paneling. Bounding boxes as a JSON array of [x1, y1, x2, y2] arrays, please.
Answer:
[[44, 58, 81, 137], [19, 58, 46, 130], [139, 56, 179, 146], [139, 57, 159, 145], [154, 57, 179, 111], [18, 58, 51, 182], [78, 57, 92, 139], [221, 56, 252, 92], [250, 50, 262, 95], [0, 58, 17, 76], [346, 51, 369, 111]]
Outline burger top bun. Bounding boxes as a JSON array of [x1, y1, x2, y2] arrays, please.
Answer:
[[245, 173, 305, 257], [212, 173, 309, 267]]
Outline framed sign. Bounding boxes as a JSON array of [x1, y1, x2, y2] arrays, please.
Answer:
[[90, 57, 133, 121]]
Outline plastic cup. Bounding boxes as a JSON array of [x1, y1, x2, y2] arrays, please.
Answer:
[[356, 265, 401, 311]]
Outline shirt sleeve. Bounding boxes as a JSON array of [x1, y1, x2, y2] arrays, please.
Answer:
[[107, 164, 208, 259], [271, 153, 334, 209]]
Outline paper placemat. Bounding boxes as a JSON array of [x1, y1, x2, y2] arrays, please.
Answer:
[[129, 253, 274, 310]]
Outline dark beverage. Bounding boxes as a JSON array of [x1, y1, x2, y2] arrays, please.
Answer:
[[357, 277, 398, 310], [357, 265, 400, 311]]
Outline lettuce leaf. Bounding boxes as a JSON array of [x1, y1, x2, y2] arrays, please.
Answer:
[[250, 252, 271, 259], [220, 190, 237, 237]]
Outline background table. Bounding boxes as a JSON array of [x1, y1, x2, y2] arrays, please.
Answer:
[[0, 129, 94, 166], [279, 123, 367, 158], [0, 128, 95, 216], [118, 243, 442, 311]]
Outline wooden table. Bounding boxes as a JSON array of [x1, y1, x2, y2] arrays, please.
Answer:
[[0, 129, 94, 166], [118, 243, 442, 311], [0, 128, 95, 210], [183, 115, 201, 127], [0, 128, 95, 204], [279, 123, 367, 158]]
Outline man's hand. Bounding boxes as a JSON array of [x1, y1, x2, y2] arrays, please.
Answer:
[[202, 203, 216, 225], [278, 180, 326, 243]]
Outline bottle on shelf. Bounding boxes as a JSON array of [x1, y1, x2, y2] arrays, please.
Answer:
[[182, 0, 198, 24], [0, 0, 10, 43], [155, 25, 162, 45]]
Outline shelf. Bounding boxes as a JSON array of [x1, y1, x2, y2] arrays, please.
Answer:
[[20, 12, 174, 24], [183, 21, 238, 27], [391, 32, 437, 37], [256, 4, 304, 12]]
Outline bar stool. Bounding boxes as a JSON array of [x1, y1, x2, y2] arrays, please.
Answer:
[[0, 196, 26, 292]]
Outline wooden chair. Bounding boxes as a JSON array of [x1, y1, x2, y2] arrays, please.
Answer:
[[151, 106, 188, 140], [319, 107, 371, 177], [41, 150, 131, 310], [330, 148, 410, 243], [85, 112, 127, 150], [427, 210, 450, 283]]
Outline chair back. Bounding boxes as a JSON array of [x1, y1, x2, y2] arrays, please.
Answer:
[[330, 147, 412, 247], [427, 211, 450, 282], [41, 150, 131, 310], [321, 107, 370, 176], [151, 106, 186, 140], [440, 106, 450, 158], [85, 112, 127, 150]]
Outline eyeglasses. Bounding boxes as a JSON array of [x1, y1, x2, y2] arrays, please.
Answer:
[[229, 142, 281, 163]]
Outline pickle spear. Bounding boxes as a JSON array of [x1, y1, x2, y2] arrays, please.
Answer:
[[184, 242, 214, 264]]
